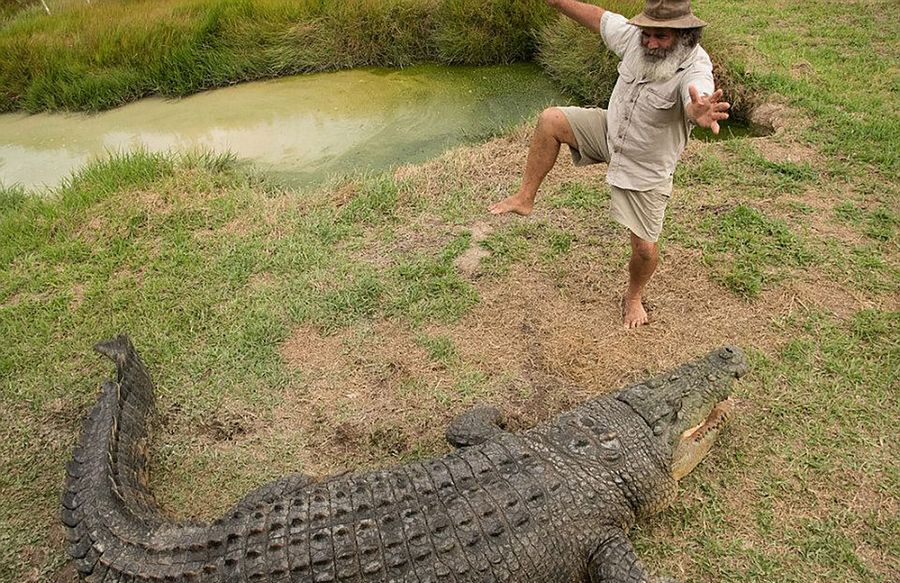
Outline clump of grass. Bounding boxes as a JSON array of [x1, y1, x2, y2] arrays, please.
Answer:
[[389, 234, 479, 325], [0, 0, 37, 21], [536, 10, 621, 107], [316, 266, 385, 332], [722, 140, 819, 194], [700, 204, 813, 298], [416, 333, 458, 366], [833, 201, 866, 225], [481, 222, 534, 275], [820, 241, 899, 295], [543, 228, 575, 261], [0, 149, 177, 268], [674, 151, 726, 187], [832, 203, 898, 243], [0, 183, 27, 212], [545, 181, 608, 210], [267, 0, 436, 74], [432, 0, 554, 64], [338, 175, 402, 227], [864, 207, 897, 242]]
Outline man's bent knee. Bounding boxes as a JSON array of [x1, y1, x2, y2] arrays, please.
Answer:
[[630, 234, 658, 262], [537, 107, 578, 147]]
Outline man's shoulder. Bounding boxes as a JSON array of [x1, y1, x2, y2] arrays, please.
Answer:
[[602, 11, 640, 53], [677, 44, 713, 81], [689, 45, 713, 71], [602, 10, 631, 29]]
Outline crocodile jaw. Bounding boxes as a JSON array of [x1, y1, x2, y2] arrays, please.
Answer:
[[671, 398, 735, 480]]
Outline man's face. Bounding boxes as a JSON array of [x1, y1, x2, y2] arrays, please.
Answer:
[[641, 28, 677, 61]]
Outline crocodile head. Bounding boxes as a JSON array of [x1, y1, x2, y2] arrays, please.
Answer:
[[617, 346, 748, 480]]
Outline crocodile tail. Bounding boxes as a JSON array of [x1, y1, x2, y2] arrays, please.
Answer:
[[61, 336, 175, 581]]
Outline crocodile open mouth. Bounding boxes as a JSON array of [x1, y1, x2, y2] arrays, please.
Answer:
[[671, 398, 735, 480]]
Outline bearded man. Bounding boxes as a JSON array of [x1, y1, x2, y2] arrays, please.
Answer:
[[490, 0, 730, 328]]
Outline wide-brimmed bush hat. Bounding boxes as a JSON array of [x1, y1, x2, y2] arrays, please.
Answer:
[[629, 0, 708, 29]]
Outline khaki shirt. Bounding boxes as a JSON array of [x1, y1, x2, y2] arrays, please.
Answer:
[[601, 12, 715, 191]]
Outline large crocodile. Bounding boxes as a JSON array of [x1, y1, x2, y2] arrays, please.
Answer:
[[62, 336, 747, 582]]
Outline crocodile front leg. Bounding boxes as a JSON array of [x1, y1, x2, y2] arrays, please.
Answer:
[[588, 528, 680, 583], [444, 404, 506, 447]]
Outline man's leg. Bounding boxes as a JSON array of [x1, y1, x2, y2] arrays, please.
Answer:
[[489, 107, 578, 215], [624, 232, 658, 328]]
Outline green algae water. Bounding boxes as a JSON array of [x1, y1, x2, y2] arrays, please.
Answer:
[[0, 64, 565, 191]]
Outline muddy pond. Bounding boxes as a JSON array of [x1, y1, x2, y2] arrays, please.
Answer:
[[0, 63, 568, 191]]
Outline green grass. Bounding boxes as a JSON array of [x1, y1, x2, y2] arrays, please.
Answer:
[[389, 235, 479, 324], [416, 332, 459, 366], [692, 204, 814, 298], [545, 181, 608, 211], [701, 0, 900, 178]]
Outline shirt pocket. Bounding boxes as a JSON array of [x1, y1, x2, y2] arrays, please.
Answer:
[[644, 88, 676, 109], [641, 87, 678, 128]]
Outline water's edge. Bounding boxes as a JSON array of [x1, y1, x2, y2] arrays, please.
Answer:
[[0, 64, 566, 193]]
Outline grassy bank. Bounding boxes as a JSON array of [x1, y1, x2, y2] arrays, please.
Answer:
[[0, 0, 569, 112], [1, 0, 898, 581], [0, 0, 762, 121]]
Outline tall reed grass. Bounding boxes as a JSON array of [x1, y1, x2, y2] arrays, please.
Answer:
[[1, 0, 557, 112], [1, 0, 750, 115]]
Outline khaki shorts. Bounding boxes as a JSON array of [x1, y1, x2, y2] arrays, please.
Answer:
[[558, 106, 673, 243]]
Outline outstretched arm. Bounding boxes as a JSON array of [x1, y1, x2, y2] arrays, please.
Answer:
[[685, 85, 731, 134], [546, 0, 606, 34]]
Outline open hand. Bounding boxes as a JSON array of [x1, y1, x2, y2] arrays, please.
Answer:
[[687, 86, 731, 134]]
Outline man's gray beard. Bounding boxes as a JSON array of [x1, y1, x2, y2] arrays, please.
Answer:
[[639, 42, 693, 82]]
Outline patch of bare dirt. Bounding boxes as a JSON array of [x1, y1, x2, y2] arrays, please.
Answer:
[[134, 189, 172, 214], [1, 291, 22, 309], [748, 101, 805, 134], [442, 248, 782, 418], [194, 216, 255, 241], [753, 134, 822, 168], [789, 60, 816, 80], [274, 321, 460, 476], [247, 272, 278, 289], [279, 324, 349, 374], [68, 283, 85, 311], [75, 215, 108, 245], [453, 220, 494, 277], [329, 180, 361, 208], [160, 398, 268, 444]]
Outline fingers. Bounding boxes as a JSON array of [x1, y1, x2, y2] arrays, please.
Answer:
[[689, 84, 701, 103], [710, 120, 720, 135], [690, 86, 729, 109]]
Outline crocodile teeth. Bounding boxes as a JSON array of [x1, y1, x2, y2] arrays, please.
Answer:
[[683, 398, 735, 444]]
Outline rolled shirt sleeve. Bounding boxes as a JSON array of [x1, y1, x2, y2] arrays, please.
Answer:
[[679, 50, 715, 108], [601, 11, 638, 58]]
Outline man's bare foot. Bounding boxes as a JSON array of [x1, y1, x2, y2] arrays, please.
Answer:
[[489, 194, 534, 216], [623, 296, 649, 329]]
